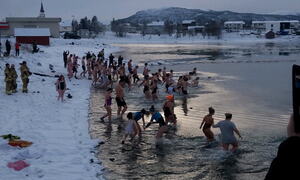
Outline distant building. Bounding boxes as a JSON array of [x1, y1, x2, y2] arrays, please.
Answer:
[[60, 20, 72, 33], [252, 20, 299, 34], [2, 2, 61, 38], [182, 20, 196, 32], [188, 26, 205, 35], [122, 23, 138, 33], [146, 21, 165, 35], [0, 22, 9, 37], [15, 28, 50, 45], [224, 21, 245, 32]]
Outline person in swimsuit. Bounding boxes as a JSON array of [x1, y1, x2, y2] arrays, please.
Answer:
[[163, 95, 177, 125], [100, 88, 113, 121], [145, 105, 168, 140], [115, 79, 127, 118], [121, 112, 139, 144], [139, 75, 151, 99], [132, 66, 140, 83], [55, 75, 66, 102], [132, 109, 149, 137], [200, 107, 215, 142], [80, 56, 87, 78], [213, 113, 242, 152]]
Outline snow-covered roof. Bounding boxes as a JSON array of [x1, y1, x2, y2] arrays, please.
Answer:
[[60, 20, 72, 27], [14, 28, 50, 36], [147, 21, 164, 26], [188, 26, 204, 30], [224, 21, 245, 24], [182, 20, 195, 24]]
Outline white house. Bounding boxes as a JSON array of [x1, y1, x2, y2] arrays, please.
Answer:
[[224, 21, 245, 32], [252, 20, 299, 34], [60, 20, 72, 33], [146, 21, 165, 35]]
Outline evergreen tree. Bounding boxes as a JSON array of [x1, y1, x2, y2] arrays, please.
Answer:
[[71, 20, 79, 33], [164, 20, 174, 36]]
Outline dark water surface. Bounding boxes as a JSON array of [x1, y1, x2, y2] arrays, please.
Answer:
[[89, 41, 299, 179]]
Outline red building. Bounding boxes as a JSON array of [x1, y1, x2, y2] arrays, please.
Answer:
[[14, 28, 50, 46]]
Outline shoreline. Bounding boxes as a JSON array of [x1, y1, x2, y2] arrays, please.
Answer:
[[0, 38, 118, 179]]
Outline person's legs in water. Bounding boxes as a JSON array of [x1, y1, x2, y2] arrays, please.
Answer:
[[222, 143, 229, 151], [121, 105, 127, 116], [156, 125, 168, 139], [231, 143, 239, 152]]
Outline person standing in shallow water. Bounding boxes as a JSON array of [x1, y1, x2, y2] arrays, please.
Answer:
[[100, 88, 113, 122], [213, 113, 242, 152], [115, 79, 127, 118], [145, 105, 168, 140], [200, 107, 215, 142]]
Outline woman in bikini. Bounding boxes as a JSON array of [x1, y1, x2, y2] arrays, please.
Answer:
[[200, 107, 215, 142]]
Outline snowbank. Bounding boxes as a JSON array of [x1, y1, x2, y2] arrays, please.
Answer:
[[0, 38, 118, 180]]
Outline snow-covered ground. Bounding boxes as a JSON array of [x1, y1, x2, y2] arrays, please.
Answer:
[[0, 38, 118, 180]]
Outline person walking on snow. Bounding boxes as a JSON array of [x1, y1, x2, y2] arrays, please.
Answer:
[[55, 75, 66, 102]]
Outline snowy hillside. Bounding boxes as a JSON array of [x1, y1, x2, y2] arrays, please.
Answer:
[[116, 7, 300, 24]]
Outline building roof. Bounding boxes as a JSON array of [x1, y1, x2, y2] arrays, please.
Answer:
[[14, 28, 50, 36], [60, 20, 72, 27], [188, 26, 204, 30], [224, 21, 245, 24], [147, 21, 164, 26], [6, 17, 61, 23], [182, 20, 195, 24]]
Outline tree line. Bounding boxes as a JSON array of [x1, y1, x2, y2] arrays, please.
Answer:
[[111, 19, 223, 38], [71, 16, 106, 34]]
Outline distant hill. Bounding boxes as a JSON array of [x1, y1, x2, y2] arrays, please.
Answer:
[[116, 7, 300, 25]]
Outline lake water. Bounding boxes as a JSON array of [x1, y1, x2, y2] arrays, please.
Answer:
[[89, 41, 300, 180]]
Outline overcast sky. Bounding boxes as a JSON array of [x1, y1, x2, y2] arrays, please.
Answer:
[[1, 0, 300, 23]]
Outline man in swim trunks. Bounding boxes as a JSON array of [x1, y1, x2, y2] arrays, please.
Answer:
[[115, 79, 127, 118], [213, 113, 242, 152]]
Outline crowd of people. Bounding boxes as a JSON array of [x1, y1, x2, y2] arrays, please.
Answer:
[[61, 48, 243, 152]]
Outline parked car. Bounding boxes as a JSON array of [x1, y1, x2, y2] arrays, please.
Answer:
[[63, 32, 81, 39]]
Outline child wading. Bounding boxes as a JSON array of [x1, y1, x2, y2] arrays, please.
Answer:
[[121, 112, 139, 144]]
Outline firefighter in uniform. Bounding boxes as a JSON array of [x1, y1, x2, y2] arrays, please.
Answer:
[[10, 64, 18, 93], [20, 61, 32, 93], [4, 63, 12, 95]]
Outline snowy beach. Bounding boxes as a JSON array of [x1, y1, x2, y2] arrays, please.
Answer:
[[0, 38, 118, 179]]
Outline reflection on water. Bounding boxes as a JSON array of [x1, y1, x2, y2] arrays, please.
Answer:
[[89, 41, 299, 179], [113, 41, 300, 66]]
